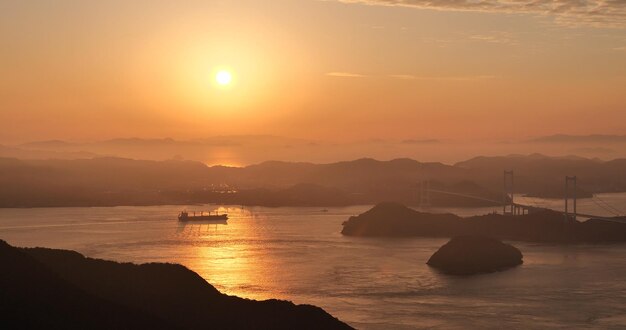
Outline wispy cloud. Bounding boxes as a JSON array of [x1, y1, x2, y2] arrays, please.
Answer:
[[420, 31, 518, 47], [389, 74, 497, 81], [401, 138, 440, 144], [327, 73, 496, 80], [336, 0, 626, 28], [469, 32, 517, 45], [614, 46, 626, 51], [388, 74, 419, 80], [326, 72, 367, 78]]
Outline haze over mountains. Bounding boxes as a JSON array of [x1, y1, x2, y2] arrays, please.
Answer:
[[530, 134, 626, 144], [1, 153, 624, 208], [3, 134, 626, 165]]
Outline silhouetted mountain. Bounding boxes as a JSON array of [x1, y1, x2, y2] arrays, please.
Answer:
[[454, 154, 626, 197], [0, 144, 98, 160], [17, 136, 317, 163], [178, 183, 357, 207], [0, 157, 214, 207], [568, 147, 615, 155], [0, 240, 352, 330], [12, 135, 626, 166], [427, 236, 523, 275], [227, 158, 478, 204], [19, 139, 76, 149], [530, 134, 626, 143], [1, 154, 625, 207], [342, 203, 626, 243], [236, 183, 355, 207]]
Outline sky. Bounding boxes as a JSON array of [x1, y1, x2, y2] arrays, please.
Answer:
[[1, 0, 625, 145]]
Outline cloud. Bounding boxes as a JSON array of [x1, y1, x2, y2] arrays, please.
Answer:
[[389, 74, 420, 80], [326, 73, 496, 80], [401, 139, 440, 144], [389, 74, 497, 81], [469, 32, 517, 44], [336, 0, 626, 28], [326, 72, 367, 78]]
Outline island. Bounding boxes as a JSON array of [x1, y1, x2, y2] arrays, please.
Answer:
[[341, 202, 626, 243], [0, 239, 352, 330], [427, 236, 523, 275]]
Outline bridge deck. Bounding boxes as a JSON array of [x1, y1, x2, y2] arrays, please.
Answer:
[[424, 188, 624, 223]]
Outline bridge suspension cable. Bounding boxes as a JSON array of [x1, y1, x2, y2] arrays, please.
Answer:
[[418, 174, 623, 221], [592, 195, 624, 216], [524, 196, 542, 209], [426, 189, 502, 205], [589, 198, 621, 217]]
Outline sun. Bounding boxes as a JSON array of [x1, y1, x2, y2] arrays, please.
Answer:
[[215, 70, 232, 86]]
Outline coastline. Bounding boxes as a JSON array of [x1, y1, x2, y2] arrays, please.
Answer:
[[0, 239, 352, 329]]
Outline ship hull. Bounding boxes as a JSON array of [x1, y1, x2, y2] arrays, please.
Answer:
[[178, 214, 228, 222]]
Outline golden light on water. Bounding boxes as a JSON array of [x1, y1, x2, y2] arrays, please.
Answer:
[[178, 207, 279, 301]]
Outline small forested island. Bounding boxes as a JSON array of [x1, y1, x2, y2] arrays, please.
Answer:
[[427, 236, 523, 275], [342, 202, 626, 243], [0, 240, 351, 330]]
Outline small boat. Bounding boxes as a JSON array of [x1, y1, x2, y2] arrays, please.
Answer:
[[178, 210, 228, 222]]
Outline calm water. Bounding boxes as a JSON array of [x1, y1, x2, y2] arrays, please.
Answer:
[[2, 194, 626, 329]]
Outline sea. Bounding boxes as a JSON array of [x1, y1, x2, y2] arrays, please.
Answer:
[[2, 193, 626, 329]]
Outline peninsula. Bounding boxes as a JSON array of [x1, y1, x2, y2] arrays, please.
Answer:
[[341, 203, 626, 243]]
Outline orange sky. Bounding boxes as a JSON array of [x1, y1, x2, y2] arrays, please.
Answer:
[[1, 0, 625, 144]]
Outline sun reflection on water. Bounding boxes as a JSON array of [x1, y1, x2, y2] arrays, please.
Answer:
[[175, 206, 279, 300]]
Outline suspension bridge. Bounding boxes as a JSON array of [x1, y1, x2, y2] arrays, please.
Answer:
[[416, 171, 625, 224]]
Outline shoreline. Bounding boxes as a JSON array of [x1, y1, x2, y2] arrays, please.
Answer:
[[0, 239, 353, 329], [1, 192, 624, 209]]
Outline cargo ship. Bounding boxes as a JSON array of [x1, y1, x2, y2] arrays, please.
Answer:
[[178, 210, 228, 222]]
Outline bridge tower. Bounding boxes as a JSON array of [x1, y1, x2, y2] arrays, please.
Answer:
[[503, 170, 515, 215], [565, 176, 577, 220], [418, 180, 431, 208]]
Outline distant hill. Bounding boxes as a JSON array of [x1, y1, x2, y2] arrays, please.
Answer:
[[18, 139, 76, 149], [0, 144, 98, 160], [17, 136, 317, 163], [0, 154, 624, 207], [12, 135, 626, 165], [0, 157, 214, 207], [455, 154, 626, 197], [0, 240, 351, 329], [530, 134, 626, 143]]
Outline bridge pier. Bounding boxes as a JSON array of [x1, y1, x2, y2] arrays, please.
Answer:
[[418, 180, 431, 208], [503, 170, 514, 215], [420, 172, 616, 222], [513, 204, 527, 215], [565, 176, 577, 220]]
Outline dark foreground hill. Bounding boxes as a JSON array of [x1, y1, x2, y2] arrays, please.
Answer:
[[342, 203, 626, 243], [0, 240, 352, 330]]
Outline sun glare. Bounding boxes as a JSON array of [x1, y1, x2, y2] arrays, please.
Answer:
[[216, 70, 232, 86]]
